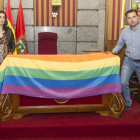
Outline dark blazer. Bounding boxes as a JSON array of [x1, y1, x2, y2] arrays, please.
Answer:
[[4, 27, 15, 53]]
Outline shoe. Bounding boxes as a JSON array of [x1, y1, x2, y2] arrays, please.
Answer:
[[124, 105, 131, 110]]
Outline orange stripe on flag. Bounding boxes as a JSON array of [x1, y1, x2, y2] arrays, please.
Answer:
[[7, 53, 118, 62]]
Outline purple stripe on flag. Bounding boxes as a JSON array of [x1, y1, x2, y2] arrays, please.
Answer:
[[1, 83, 122, 99]]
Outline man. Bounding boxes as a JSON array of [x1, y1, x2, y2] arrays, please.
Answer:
[[109, 9, 140, 110]]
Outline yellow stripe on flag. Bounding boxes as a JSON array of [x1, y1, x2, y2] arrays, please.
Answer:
[[0, 57, 120, 72], [7, 20, 17, 55]]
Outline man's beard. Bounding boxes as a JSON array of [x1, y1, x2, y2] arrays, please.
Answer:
[[130, 22, 138, 27]]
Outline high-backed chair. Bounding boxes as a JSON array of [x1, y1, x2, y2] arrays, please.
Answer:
[[38, 32, 57, 54]]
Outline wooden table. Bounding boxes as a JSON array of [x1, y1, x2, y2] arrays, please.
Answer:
[[0, 54, 125, 122], [0, 93, 125, 122]]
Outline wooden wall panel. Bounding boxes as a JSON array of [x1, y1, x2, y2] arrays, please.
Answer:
[[107, 40, 125, 68], [107, 0, 122, 40], [105, 0, 125, 68], [105, 0, 122, 49], [0, 0, 3, 11]]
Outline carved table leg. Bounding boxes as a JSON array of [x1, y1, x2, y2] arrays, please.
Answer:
[[96, 93, 125, 118], [0, 94, 13, 122], [109, 93, 125, 118]]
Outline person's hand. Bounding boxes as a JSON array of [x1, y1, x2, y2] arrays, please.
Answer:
[[106, 51, 112, 54], [112, 50, 116, 54], [106, 51, 116, 54], [8, 52, 13, 55]]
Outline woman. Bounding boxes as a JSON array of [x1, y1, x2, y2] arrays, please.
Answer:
[[0, 11, 15, 64]]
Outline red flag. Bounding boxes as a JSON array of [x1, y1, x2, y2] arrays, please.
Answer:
[[5, 0, 17, 55], [16, 0, 28, 54]]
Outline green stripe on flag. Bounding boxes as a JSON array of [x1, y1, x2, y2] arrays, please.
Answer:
[[3, 65, 120, 80]]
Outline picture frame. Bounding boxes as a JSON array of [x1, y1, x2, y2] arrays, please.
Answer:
[[121, 0, 140, 29]]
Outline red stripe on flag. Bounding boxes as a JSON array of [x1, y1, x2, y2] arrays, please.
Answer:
[[16, 1, 28, 54], [41, 0, 44, 26], [62, 0, 65, 26], [35, 0, 77, 26], [68, 0, 70, 26], [73, 0, 76, 26], [47, 0, 49, 26], [57, 7, 60, 26], [52, 13, 54, 26], [36, 0, 39, 26], [117, 0, 121, 40], [6, 0, 14, 28], [112, 0, 115, 40]]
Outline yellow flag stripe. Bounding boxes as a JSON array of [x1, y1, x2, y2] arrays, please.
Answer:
[[7, 19, 17, 55], [0, 57, 120, 72]]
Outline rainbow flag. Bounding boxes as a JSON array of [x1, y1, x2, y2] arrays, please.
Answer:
[[0, 53, 121, 99]]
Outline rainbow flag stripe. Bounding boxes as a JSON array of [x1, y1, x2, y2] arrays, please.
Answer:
[[0, 53, 121, 99]]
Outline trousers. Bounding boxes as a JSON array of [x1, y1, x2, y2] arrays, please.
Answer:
[[121, 57, 140, 106]]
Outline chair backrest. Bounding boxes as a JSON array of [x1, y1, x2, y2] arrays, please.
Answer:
[[38, 32, 57, 54]]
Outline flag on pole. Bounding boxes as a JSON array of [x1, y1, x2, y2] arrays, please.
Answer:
[[5, 0, 17, 55], [16, 0, 28, 54]]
